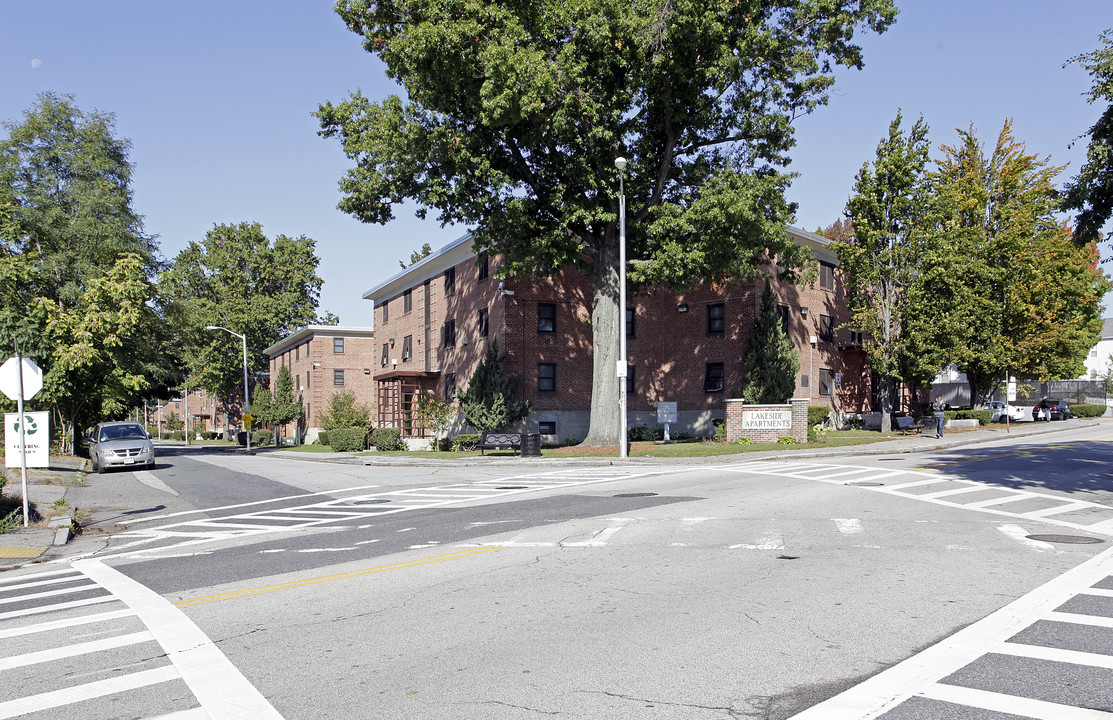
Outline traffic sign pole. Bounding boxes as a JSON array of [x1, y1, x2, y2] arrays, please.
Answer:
[[15, 344, 28, 528]]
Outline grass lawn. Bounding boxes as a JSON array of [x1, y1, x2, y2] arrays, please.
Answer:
[[276, 429, 903, 459]]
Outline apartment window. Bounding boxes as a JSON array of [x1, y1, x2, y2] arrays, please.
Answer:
[[538, 421, 556, 435], [403, 288, 412, 314], [333, 369, 345, 387], [477, 253, 489, 281], [626, 365, 635, 394], [626, 307, 636, 338], [801, 374, 809, 388], [306, 371, 310, 389], [538, 363, 556, 392], [402, 335, 412, 362], [777, 305, 790, 334], [819, 315, 835, 343], [849, 329, 864, 345], [381, 299, 388, 324], [538, 303, 556, 332], [478, 307, 489, 338], [707, 304, 725, 334], [297, 375, 302, 391], [333, 337, 345, 354], [444, 373, 456, 401], [381, 344, 389, 367], [295, 346, 299, 361], [444, 267, 456, 295], [820, 262, 836, 291], [704, 363, 725, 393], [819, 368, 833, 396], [443, 319, 456, 347]]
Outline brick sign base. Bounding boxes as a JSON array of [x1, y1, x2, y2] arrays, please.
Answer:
[[724, 398, 809, 444]]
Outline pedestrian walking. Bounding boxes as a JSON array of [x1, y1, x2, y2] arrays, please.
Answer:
[[931, 395, 946, 439]]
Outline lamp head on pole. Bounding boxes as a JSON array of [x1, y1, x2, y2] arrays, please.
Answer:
[[614, 157, 627, 172]]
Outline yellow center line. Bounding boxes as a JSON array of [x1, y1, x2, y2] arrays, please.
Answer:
[[913, 433, 1113, 471], [173, 546, 505, 608]]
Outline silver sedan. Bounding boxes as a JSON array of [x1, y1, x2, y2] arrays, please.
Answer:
[[87, 421, 155, 472]]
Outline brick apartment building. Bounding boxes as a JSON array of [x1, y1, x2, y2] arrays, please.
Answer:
[[147, 389, 221, 436], [363, 227, 871, 443], [263, 325, 377, 440]]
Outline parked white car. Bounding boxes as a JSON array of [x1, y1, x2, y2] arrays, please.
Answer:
[[986, 401, 1025, 422]]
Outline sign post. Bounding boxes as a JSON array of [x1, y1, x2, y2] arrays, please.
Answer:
[[0, 353, 44, 528]]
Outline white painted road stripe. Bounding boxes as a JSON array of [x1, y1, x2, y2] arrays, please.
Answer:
[[0, 665, 180, 719], [0, 582, 101, 605], [918, 683, 1113, 720], [134, 470, 180, 496], [74, 559, 283, 720], [997, 524, 1056, 552], [834, 518, 864, 535], [995, 641, 1113, 670], [0, 571, 86, 592], [0, 630, 155, 670], [0, 568, 81, 586], [0, 595, 117, 621], [788, 544, 1113, 719], [1047, 611, 1113, 628], [147, 708, 211, 720], [0, 608, 134, 639]]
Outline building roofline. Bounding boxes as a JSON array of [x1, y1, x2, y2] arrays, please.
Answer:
[[361, 225, 833, 304], [263, 325, 375, 357]]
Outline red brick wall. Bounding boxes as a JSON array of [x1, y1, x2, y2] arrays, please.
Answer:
[[270, 332, 379, 430], [725, 398, 809, 444]]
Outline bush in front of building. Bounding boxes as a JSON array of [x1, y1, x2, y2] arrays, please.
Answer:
[[808, 406, 831, 427], [317, 430, 330, 447], [951, 410, 993, 425], [251, 430, 271, 447], [451, 433, 480, 452], [368, 427, 403, 451], [330, 427, 369, 452], [1070, 403, 1107, 418]]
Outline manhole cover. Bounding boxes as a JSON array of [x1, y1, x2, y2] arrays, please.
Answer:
[[497, 486, 529, 490], [613, 493, 657, 498], [848, 481, 885, 487], [352, 499, 390, 505], [1025, 534, 1104, 545]]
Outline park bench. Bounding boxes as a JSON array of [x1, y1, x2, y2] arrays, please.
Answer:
[[477, 431, 523, 456], [895, 416, 923, 435]]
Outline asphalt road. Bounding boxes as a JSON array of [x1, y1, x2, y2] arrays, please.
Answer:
[[2, 423, 1112, 719]]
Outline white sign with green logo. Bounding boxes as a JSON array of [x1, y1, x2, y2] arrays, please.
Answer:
[[5, 411, 49, 468]]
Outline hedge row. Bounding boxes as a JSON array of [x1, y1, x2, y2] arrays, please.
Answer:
[[1070, 403, 1107, 418]]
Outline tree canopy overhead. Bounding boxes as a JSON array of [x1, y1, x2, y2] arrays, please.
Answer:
[[1062, 29, 1113, 246], [319, 0, 897, 444]]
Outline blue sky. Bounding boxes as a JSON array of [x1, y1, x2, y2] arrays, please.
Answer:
[[3, 1, 1111, 325]]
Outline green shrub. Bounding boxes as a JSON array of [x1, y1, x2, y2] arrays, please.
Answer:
[[250, 429, 271, 447], [628, 425, 653, 442], [777, 436, 796, 444], [712, 417, 725, 442], [808, 424, 829, 442], [808, 406, 830, 427], [330, 427, 368, 452], [737, 437, 753, 445], [1071, 403, 1107, 418], [845, 416, 864, 430], [451, 433, 480, 451], [953, 410, 993, 425], [318, 430, 330, 447], [368, 427, 403, 451]]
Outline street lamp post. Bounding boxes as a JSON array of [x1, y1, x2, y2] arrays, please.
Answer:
[[206, 325, 251, 451], [615, 157, 628, 459]]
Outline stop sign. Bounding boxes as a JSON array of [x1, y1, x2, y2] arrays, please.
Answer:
[[0, 357, 43, 401]]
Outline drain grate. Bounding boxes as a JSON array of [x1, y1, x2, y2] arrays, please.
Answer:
[[1025, 534, 1104, 545], [614, 492, 658, 498], [847, 481, 885, 487], [351, 499, 390, 505]]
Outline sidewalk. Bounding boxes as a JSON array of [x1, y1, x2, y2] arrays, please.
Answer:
[[0, 418, 1098, 568]]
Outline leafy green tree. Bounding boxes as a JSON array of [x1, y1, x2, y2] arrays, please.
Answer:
[[458, 340, 530, 435], [836, 112, 932, 431], [0, 94, 169, 438], [740, 284, 799, 404], [907, 121, 1110, 405], [269, 365, 302, 429], [317, 0, 896, 445], [159, 222, 325, 430], [414, 390, 455, 450], [163, 411, 183, 433], [251, 382, 275, 426], [400, 243, 432, 269], [318, 390, 371, 431], [1062, 29, 1113, 246]]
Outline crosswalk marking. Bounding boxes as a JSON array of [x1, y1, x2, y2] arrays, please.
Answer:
[[918, 684, 1113, 720], [0, 630, 156, 671], [0, 665, 180, 720]]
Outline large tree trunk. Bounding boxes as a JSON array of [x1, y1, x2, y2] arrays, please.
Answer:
[[581, 235, 622, 447]]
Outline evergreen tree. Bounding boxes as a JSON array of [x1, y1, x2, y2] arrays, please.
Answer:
[[269, 365, 302, 428], [458, 340, 530, 434], [740, 284, 800, 404]]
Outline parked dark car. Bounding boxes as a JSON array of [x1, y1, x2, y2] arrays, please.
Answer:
[[87, 421, 155, 472], [1032, 399, 1073, 421]]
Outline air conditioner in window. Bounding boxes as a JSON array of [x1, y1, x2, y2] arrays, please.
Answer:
[[402, 351, 410, 360]]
